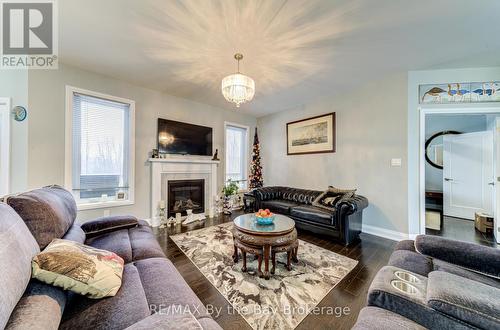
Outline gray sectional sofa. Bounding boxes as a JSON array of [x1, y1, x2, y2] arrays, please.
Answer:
[[1, 185, 221, 330], [353, 235, 500, 329]]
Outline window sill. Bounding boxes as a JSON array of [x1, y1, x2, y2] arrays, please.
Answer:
[[77, 200, 134, 211]]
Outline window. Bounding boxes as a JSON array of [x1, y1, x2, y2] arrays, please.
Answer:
[[225, 123, 248, 190], [65, 86, 135, 209]]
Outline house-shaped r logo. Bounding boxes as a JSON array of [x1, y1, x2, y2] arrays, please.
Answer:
[[2, 1, 53, 55]]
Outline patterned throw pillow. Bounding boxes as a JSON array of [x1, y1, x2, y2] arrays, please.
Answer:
[[32, 239, 124, 299], [312, 186, 357, 211]]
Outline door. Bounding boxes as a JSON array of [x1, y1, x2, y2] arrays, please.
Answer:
[[443, 131, 494, 220], [0, 97, 10, 196], [494, 118, 500, 243]]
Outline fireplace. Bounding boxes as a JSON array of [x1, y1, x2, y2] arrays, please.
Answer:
[[167, 179, 205, 217]]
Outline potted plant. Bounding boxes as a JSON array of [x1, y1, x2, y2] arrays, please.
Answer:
[[222, 180, 239, 214]]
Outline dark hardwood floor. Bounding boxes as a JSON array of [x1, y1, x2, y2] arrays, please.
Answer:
[[153, 211, 396, 330], [426, 216, 497, 248]]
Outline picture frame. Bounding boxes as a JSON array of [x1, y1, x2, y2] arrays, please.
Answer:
[[286, 112, 336, 155]]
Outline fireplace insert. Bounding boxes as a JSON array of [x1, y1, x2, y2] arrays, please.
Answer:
[[167, 179, 205, 217]]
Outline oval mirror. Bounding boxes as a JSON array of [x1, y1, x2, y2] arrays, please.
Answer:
[[425, 131, 461, 169]]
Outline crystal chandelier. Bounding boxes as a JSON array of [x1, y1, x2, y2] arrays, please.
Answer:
[[221, 53, 255, 107]]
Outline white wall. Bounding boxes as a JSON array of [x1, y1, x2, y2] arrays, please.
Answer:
[[425, 114, 487, 192], [27, 64, 257, 221], [258, 72, 409, 239], [0, 70, 28, 193], [408, 67, 500, 236]]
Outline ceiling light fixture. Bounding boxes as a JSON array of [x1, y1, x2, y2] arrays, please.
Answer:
[[221, 53, 255, 107]]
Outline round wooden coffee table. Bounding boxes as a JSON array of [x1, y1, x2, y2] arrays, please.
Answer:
[[232, 214, 298, 280]]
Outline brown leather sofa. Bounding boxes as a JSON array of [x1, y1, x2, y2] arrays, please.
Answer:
[[252, 186, 368, 245], [1, 185, 221, 330]]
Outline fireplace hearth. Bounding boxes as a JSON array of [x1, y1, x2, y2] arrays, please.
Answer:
[[168, 179, 205, 217]]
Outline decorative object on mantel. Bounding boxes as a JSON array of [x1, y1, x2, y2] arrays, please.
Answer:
[[214, 195, 223, 215], [222, 180, 239, 214], [159, 216, 176, 228], [158, 200, 166, 225], [287, 112, 336, 155], [151, 148, 159, 158], [221, 53, 255, 107], [211, 148, 220, 161], [12, 105, 27, 122], [182, 209, 206, 225], [248, 128, 263, 188], [420, 82, 500, 104]]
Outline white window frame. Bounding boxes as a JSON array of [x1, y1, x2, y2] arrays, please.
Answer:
[[224, 121, 249, 191], [65, 86, 135, 210], [0, 97, 11, 196]]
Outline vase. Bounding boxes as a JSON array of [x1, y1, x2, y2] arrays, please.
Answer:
[[223, 196, 232, 215]]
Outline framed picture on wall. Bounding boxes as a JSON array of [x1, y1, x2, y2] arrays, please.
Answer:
[[286, 112, 336, 155]]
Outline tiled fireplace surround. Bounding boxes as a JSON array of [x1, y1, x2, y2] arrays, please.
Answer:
[[149, 157, 219, 225]]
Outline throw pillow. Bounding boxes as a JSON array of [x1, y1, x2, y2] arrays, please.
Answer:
[[312, 186, 356, 211], [32, 239, 124, 299], [328, 186, 357, 195]]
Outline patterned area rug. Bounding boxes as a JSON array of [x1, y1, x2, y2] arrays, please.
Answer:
[[170, 223, 358, 330]]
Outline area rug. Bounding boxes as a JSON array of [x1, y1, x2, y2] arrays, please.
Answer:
[[170, 222, 358, 330]]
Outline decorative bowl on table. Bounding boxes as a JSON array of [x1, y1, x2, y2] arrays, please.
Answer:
[[254, 209, 275, 225]]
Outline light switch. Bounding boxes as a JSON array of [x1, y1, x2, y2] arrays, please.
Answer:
[[103, 209, 110, 217], [391, 158, 402, 167]]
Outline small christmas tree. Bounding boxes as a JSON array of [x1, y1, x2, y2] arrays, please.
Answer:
[[249, 128, 263, 189]]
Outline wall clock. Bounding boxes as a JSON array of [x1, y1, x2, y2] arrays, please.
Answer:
[[12, 106, 27, 122]]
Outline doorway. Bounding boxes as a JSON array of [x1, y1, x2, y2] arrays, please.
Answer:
[[0, 97, 10, 196], [422, 111, 498, 247]]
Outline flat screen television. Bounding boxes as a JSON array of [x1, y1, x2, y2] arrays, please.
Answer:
[[157, 118, 213, 156]]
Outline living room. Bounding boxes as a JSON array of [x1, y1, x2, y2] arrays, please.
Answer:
[[0, 1, 499, 330]]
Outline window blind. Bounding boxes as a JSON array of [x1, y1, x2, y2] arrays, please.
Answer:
[[72, 92, 130, 200]]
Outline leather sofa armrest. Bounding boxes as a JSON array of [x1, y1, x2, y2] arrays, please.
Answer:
[[338, 195, 369, 215], [80, 215, 139, 238], [427, 271, 500, 329], [415, 235, 500, 279]]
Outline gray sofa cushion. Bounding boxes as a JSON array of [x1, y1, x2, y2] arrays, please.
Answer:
[[6, 280, 67, 330], [427, 271, 500, 329], [80, 215, 138, 238], [0, 203, 40, 329], [133, 257, 211, 320], [367, 266, 472, 330], [353, 307, 426, 330], [62, 224, 86, 244], [389, 246, 499, 289], [61, 257, 211, 330], [394, 239, 416, 252], [125, 309, 203, 330], [415, 235, 500, 279], [61, 263, 152, 330], [85, 221, 165, 263], [388, 250, 433, 277], [433, 259, 500, 289], [6, 185, 77, 249]]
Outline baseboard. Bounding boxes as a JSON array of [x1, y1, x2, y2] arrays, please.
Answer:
[[362, 224, 409, 241]]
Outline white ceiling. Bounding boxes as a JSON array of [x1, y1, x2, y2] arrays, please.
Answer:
[[59, 0, 500, 117]]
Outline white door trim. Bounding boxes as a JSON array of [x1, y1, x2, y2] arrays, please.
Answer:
[[418, 106, 500, 237], [0, 97, 11, 196]]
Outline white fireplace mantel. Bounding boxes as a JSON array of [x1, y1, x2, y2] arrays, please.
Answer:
[[149, 157, 219, 226]]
